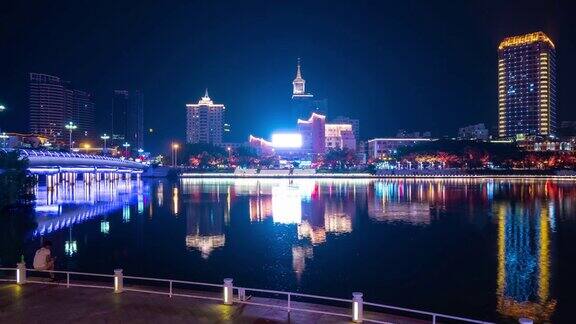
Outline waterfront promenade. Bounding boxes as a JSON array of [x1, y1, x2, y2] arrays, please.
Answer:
[[0, 280, 425, 323]]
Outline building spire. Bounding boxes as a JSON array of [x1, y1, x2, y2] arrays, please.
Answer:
[[296, 57, 302, 79], [203, 88, 209, 99]]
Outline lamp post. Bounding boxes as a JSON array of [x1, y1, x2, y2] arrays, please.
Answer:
[[122, 142, 131, 156], [65, 122, 77, 150], [100, 134, 110, 155], [227, 146, 232, 164], [172, 143, 179, 167]]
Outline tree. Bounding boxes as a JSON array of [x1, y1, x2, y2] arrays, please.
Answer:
[[0, 150, 37, 209], [323, 148, 357, 170]]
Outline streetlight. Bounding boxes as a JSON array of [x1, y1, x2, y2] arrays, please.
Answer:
[[227, 146, 232, 163], [0, 105, 5, 112], [65, 122, 77, 150], [122, 142, 131, 156], [100, 134, 110, 155], [0, 132, 8, 147], [172, 143, 180, 167]]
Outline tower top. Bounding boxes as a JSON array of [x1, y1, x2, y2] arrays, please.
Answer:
[[296, 58, 302, 79], [292, 58, 307, 96], [498, 31, 555, 50]]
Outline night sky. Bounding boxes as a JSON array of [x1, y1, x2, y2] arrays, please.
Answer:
[[0, 0, 573, 153]]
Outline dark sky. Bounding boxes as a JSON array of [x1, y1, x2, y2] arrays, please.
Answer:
[[0, 0, 573, 153]]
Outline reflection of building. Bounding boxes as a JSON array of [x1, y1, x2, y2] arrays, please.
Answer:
[[272, 185, 302, 224], [185, 201, 226, 258], [368, 202, 431, 225], [249, 194, 273, 222], [186, 90, 225, 145], [292, 245, 313, 281], [498, 32, 557, 138], [495, 203, 556, 322]]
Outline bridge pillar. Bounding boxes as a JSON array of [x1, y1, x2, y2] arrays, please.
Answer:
[[46, 174, 53, 190]]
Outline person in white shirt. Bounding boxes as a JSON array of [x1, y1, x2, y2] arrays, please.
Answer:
[[33, 240, 55, 280]]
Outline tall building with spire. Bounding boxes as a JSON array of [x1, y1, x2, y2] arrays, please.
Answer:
[[290, 59, 327, 121], [186, 90, 225, 145], [497, 32, 557, 139]]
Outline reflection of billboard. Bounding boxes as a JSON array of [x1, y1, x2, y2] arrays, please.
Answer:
[[272, 133, 302, 148], [272, 186, 302, 224]]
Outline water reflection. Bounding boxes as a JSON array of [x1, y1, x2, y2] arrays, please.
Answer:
[[34, 179, 142, 236], [23, 178, 576, 322], [495, 202, 556, 321]]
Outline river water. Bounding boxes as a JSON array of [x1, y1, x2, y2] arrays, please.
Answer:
[[5, 178, 576, 322]]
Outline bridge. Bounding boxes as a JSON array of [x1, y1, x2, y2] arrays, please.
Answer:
[[1, 149, 147, 188]]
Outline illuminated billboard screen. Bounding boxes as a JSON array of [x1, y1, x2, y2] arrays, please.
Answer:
[[272, 133, 302, 148]]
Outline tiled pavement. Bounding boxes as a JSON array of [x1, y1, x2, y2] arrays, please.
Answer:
[[0, 282, 426, 323]]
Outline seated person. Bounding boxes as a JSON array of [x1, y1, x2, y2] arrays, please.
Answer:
[[33, 240, 55, 280]]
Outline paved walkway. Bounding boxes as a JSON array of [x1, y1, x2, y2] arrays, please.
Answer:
[[0, 280, 426, 323]]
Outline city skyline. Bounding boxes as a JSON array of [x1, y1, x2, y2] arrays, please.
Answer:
[[0, 1, 573, 153]]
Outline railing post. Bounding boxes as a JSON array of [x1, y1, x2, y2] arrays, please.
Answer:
[[223, 278, 233, 305], [16, 262, 26, 285], [238, 288, 246, 301], [432, 314, 436, 324], [114, 269, 123, 293], [519, 319, 533, 324], [169, 281, 173, 298], [352, 292, 363, 323], [287, 293, 291, 313], [66, 273, 70, 288]]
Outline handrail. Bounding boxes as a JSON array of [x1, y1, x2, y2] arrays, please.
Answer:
[[0, 267, 491, 323], [2, 148, 143, 166]]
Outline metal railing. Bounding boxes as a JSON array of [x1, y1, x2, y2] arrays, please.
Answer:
[[0, 265, 493, 324], [0, 148, 143, 166]]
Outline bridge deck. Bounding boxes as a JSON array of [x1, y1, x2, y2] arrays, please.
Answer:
[[0, 280, 426, 323]]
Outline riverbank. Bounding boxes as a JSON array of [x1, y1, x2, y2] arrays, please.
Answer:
[[177, 172, 576, 180]]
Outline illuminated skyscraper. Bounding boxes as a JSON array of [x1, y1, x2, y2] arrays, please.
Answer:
[[186, 90, 225, 145], [498, 32, 557, 138], [29, 73, 95, 142]]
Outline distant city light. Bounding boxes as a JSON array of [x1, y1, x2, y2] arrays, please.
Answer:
[[272, 133, 302, 148]]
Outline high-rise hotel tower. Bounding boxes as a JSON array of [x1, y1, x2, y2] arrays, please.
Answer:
[[186, 90, 225, 145], [498, 32, 557, 138]]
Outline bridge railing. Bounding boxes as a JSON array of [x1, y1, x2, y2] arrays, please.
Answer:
[[0, 148, 142, 165]]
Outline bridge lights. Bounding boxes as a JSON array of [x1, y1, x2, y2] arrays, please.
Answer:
[[100, 134, 110, 155], [65, 122, 77, 150]]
